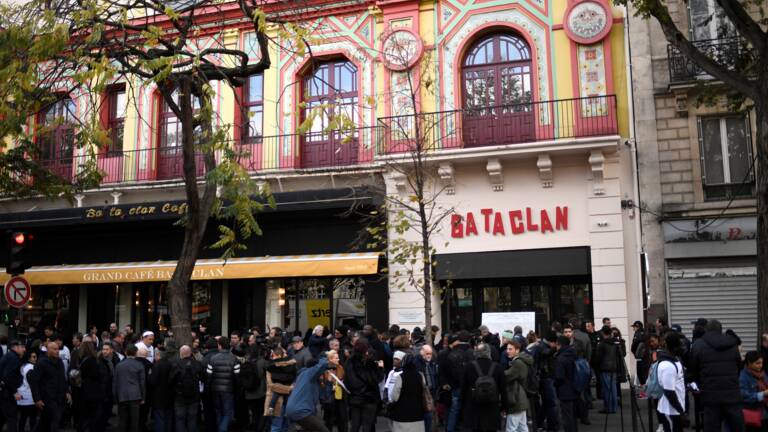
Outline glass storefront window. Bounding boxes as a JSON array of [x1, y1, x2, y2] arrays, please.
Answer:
[[12, 285, 76, 344], [267, 277, 367, 334]]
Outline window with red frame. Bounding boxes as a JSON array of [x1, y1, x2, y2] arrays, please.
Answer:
[[303, 60, 358, 138], [158, 91, 201, 153], [242, 74, 263, 143], [38, 97, 76, 161], [106, 86, 126, 154]]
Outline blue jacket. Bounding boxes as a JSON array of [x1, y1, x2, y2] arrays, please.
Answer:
[[285, 358, 328, 421], [739, 368, 768, 419]]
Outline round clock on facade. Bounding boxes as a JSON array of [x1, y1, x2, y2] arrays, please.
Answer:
[[564, 0, 613, 44], [380, 28, 424, 71]]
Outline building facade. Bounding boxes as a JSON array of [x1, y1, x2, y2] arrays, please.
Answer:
[[0, 0, 643, 341], [628, 0, 758, 349]]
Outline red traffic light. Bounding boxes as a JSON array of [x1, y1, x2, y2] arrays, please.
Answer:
[[12, 232, 25, 245]]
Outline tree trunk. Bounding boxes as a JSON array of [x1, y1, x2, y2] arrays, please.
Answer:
[[166, 79, 217, 347], [419, 201, 433, 346], [755, 101, 768, 341]]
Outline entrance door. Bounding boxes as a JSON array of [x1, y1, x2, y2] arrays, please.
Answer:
[[462, 33, 534, 147], [87, 285, 117, 335]]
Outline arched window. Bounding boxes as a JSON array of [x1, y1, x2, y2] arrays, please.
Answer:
[[461, 32, 535, 146], [463, 33, 532, 110], [301, 59, 359, 168], [38, 97, 76, 179]]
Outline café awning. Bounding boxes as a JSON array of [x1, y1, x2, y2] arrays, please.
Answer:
[[0, 253, 380, 285]]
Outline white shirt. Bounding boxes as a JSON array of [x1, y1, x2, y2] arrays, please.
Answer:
[[17, 364, 34, 406], [657, 360, 686, 416], [136, 341, 155, 363], [383, 369, 402, 401], [60, 345, 71, 375]]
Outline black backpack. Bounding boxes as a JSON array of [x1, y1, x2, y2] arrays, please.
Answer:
[[517, 357, 539, 396], [178, 362, 199, 398], [240, 360, 261, 391], [471, 362, 498, 404]]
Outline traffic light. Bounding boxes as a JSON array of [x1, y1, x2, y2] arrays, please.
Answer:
[[6, 231, 32, 275]]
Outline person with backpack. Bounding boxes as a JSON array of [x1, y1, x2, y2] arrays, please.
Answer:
[[442, 331, 474, 432], [170, 345, 202, 432], [647, 332, 686, 432], [593, 325, 620, 414], [344, 340, 384, 432], [504, 340, 531, 432], [554, 336, 578, 432], [149, 346, 176, 432], [388, 353, 427, 432], [461, 342, 506, 432]]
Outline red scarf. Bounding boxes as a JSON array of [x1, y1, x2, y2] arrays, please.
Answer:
[[748, 368, 768, 407]]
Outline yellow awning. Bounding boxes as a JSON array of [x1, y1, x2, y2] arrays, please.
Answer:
[[0, 253, 380, 285]]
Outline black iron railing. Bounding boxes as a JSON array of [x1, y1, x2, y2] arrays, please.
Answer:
[[667, 38, 745, 83]]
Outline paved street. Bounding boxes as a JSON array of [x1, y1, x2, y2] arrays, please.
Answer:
[[57, 389, 663, 432]]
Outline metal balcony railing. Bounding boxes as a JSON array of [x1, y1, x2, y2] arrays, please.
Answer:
[[377, 95, 618, 154], [32, 126, 382, 186], [667, 37, 745, 83]]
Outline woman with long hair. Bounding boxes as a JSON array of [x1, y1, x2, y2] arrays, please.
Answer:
[[344, 341, 384, 432], [17, 350, 38, 431], [321, 350, 348, 432], [739, 351, 768, 431], [78, 341, 103, 432]]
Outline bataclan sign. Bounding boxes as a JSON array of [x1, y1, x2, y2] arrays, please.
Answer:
[[450, 207, 569, 238]]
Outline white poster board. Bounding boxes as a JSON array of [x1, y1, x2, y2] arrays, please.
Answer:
[[481, 312, 536, 338]]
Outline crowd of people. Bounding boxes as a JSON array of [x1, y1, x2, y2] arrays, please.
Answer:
[[0, 317, 762, 432]]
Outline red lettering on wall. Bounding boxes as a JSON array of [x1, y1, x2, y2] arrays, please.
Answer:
[[540, 210, 554, 233], [451, 214, 464, 238], [481, 208, 493, 233], [492, 212, 505, 235], [509, 210, 524, 234], [556, 206, 568, 230], [525, 207, 539, 232], [465, 212, 478, 236]]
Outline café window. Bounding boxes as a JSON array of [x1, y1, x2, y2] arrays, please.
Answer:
[[698, 115, 754, 200], [267, 277, 367, 333]]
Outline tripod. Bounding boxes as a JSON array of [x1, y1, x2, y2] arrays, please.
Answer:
[[602, 347, 646, 432]]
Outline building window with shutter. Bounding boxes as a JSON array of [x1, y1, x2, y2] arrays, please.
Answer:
[[698, 115, 755, 201]]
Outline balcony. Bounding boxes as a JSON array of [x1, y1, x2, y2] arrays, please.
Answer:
[[667, 38, 745, 83], [377, 95, 618, 154], [33, 126, 381, 187]]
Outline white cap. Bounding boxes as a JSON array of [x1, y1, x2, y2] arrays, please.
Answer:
[[142, 331, 154, 338]]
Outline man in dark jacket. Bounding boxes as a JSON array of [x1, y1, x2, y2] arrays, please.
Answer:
[[95, 342, 120, 431], [461, 342, 506, 432], [689, 319, 744, 432], [114, 345, 146, 432], [538, 333, 559, 432], [290, 337, 313, 370], [149, 346, 176, 432], [554, 336, 578, 432], [206, 338, 241, 432], [415, 344, 438, 432], [170, 345, 203, 432], [441, 331, 474, 432], [0, 340, 25, 432], [593, 326, 619, 414], [32, 341, 70, 432]]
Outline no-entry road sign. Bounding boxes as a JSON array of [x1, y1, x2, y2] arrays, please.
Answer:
[[4, 276, 31, 308]]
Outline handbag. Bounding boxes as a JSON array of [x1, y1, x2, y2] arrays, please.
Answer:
[[742, 407, 762, 427], [421, 373, 434, 413]]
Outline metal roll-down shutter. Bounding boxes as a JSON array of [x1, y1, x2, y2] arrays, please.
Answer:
[[667, 260, 757, 351]]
